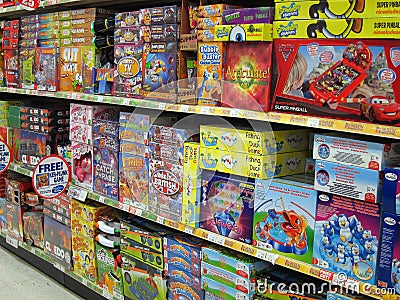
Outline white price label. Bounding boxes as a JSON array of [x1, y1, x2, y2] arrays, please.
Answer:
[[98, 196, 105, 204], [134, 208, 143, 216], [265, 253, 279, 265], [53, 263, 65, 273], [6, 235, 18, 248], [229, 109, 240, 118], [200, 106, 210, 114], [307, 117, 320, 128], [97, 96, 104, 103], [256, 249, 267, 260], [82, 278, 87, 286], [184, 227, 194, 235], [158, 103, 166, 110], [208, 233, 218, 243], [71, 93, 77, 99], [102, 289, 113, 300], [214, 236, 225, 245], [25, 90, 30, 95], [156, 216, 165, 224], [180, 105, 189, 113], [67, 186, 87, 202], [123, 99, 130, 106]]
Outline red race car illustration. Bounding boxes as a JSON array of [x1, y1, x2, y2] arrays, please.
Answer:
[[360, 95, 400, 122]]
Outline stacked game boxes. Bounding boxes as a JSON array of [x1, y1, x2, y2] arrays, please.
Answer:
[[22, 190, 44, 249], [70, 103, 119, 191], [148, 124, 196, 222], [92, 118, 119, 201], [43, 191, 71, 230], [95, 211, 124, 298], [113, 10, 144, 98], [164, 235, 206, 300], [71, 199, 112, 283], [19, 105, 70, 170], [141, 5, 180, 102], [3, 19, 20, 88], [19, 15, 37, 90], [311, 134, 390, 284], [120, 219, 169, 300], [201, 246, 271, 299]]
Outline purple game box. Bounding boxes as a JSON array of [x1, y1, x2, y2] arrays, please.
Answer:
[[222, 7, 274, 25]]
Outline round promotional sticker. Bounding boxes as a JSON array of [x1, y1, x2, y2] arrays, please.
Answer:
[[18, 0, 40, 10], [32, 155, 71, 199], [0, 141, 11, 174]]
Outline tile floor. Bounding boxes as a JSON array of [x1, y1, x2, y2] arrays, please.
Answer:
[[0, 245, 83, 299]]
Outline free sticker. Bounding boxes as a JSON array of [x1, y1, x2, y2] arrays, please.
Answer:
[[32, 155, 71, 199], [0, 141, 11, 174]]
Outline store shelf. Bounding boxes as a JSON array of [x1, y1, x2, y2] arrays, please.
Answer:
[[9, 162, 33, 177], [0, 231, 122, 300], [0, 0, 80, 17], [76, 186, 392, 300], [3, 87, 400, 140]]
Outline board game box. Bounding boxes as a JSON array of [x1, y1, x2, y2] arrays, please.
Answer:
[[94, 147, 119, 200]]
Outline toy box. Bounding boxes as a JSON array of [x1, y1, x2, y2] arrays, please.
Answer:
[[38, 39, 61, 48], [314, 160, 382, 202], [3, 20, 19, 30], [198, 17, 223, 30], [20, 123, 69, 134], [19, 48, 35, 90], [197, 42, 224, 106], [22, 211, 44, 249], [71, 8, 115, 19], [313, 191, 381, 284], [214, 24, 273, 42], [272, 39, 400, 123], [59, 46, 83, 92], [81, 46, 97, 94], [71, 216, 98, 240], [147, 24, 178, 42], [115, 11, 142, 28], [253, 179, 317, 264], [20, 115, 69, 127], [70, 103, 119, 125], [197, 29, 215, 42], [92, 119, 119, 139], [21, 106, 69, 118], [200, 147, 308, 179], [148, 125, 196, 147], [38, 22, 59, 31], [44, 199, 70, 218], [142, 42, 177, 102], [199, 171, 254, 244], [313, 134, 400, 170], [21, 15, 38, 25], [5, 202, 25, 241], [273, 18, 400, 39], [113, 44, 143, 98], [119, 153, 149, 210], [148, 142, 183, 164], [94, 147, 119, 200], [58, 11, 71, 20], [149, 159, 183, 222], [71, 142, 94, 190], [120, 237, 164, 269], [19, 39, 38, 48], [69, 122, 93, 144], [382, 168, 400, 214], [182, 142, 202, 227], [43, 207, 71, 227], [0, 198, 7, 232], [120, 140, 149, 157], [119, 111, 176, 132], [168, 274, 203, 300], [121, 252, 167, 300], [68, 37, 92, 46], [5, 177, 32, 206], [93, 135, 119, 152], [377, 212, 400, 293], [200, 125, 309, 155], [70, 199, 112, 225], [96, 242, 123, 298], [114, 27, 143, 44], [34, 47, 58, 91], [43, 215, 73, 269], [95, 68, 114, 95], [201, 261, 255, 294], [198, 4, 238, 18], [223, 42, 272, 111], [60, 20, 72, 29], [201, 246, 271, 279], [275, 0, 400, 21], [149, 5, 179, 24], [4, 49, 19, 70], [2, 38, 18, 49], [222, 7, 273, 25], [38, 29, 60, 40], [120, 219, 171, 252], [38, 12, 58, 23], [202, 277, 253, 300], [72, 233, 97, 282]]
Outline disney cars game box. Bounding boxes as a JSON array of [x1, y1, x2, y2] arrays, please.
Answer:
[[272, 39, 400, 124]]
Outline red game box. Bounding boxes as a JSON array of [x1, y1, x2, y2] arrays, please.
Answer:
[[272, 39, 400, 124], [223, 42, 272, 111]]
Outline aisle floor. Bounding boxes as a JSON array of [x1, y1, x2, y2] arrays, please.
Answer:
[[0, 246, 83, 299]]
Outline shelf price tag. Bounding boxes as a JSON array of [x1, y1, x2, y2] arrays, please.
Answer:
[[156, 216, 165, 224], [53, 262, 65, 273], [200, 106, 210, 115], [265, 253, 279, 265], [102, 289, 113, 300], [68, 186, 87, 202], [180, 105, 189, 113], [208, 233, 224, 245], [307, 117, 320, 128], [256, 249, 267, 260], [158, 103, 166, 110], [98, 196, 105, 204], [6, 235, 18, 249], [229, 109, 240, 118], [184, 227, 194, 235]]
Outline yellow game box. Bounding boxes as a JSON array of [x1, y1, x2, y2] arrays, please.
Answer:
[[273, 18, 400, 39], [199, 147, 308, 179], [275, 0, 400, 20], [214, 24, 273, 41]]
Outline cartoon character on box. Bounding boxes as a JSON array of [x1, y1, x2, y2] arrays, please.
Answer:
[[72, 143, 93, 190], [94, 147, 118, 200], [273, 39, 400, 123], [200, 171, 254, 244], [59, 47, 83, 92], [35, 48, 58, 91], [313, 192, 380, 284]]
